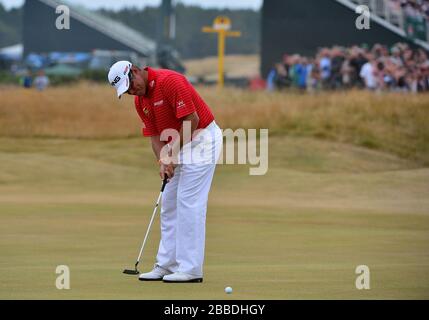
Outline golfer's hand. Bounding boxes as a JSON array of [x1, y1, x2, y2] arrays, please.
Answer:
[[160, 163, 176, 180]]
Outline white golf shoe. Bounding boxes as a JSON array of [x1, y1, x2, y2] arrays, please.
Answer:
[[162, 272, 203, 283], [138, 265, 172, 281]]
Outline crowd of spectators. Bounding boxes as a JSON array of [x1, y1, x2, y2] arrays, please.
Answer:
[[266, 42, 429, 93], [397, 0, 429, 40], [398, 0, 429, 20], [20, 69, 50, 91]]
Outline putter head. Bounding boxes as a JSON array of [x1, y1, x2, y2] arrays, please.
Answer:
[[123, 269, 140, 275]]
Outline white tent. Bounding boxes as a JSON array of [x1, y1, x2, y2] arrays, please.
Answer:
[[0, 44, 23, 60]]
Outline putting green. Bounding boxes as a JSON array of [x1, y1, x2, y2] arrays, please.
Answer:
[[0, 136, 428, 299]]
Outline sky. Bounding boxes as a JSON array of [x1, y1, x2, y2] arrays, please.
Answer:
[[0, 0, 262, 11]]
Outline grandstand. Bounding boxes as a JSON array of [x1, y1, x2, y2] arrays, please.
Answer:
[[23, 0, 157, 64], [345, 0, 429, 44]]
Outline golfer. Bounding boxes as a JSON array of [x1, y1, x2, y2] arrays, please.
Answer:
[[108, 61, 222, 283]]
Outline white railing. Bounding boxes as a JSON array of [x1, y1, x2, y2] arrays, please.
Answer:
[[344, 0, 429, 45]]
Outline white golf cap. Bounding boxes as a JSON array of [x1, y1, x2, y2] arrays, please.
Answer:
[[108, 60, 132, 98]]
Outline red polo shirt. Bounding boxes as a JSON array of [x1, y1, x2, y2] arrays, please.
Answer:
[[134, 67, 215, 138]]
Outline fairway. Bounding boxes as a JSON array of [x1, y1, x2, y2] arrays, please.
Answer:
[[1, 136, 428, 299]]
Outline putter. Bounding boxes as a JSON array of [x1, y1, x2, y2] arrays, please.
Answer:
[[123, 175, 169, 275]]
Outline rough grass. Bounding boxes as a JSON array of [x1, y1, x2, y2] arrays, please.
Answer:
[[1, 84, 428, 165], [198, 88, 429, 166]]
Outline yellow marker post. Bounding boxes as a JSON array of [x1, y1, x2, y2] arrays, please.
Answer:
[[202, 16, 241, 88]]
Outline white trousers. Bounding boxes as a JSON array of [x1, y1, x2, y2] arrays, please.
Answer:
[[156, 121, 222, 277]]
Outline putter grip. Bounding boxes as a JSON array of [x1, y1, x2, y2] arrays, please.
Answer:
[[161, 175, 169, 192]]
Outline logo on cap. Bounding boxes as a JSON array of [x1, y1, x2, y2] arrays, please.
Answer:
[[111, 76, 121, 86]]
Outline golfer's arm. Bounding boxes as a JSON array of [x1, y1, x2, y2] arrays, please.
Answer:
[[170, 112, 200, 159], [150, 136, 166, 161]]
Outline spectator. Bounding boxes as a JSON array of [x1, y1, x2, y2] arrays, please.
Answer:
[[341, 54, 354, 89], [349, 46, 368, 88], [21, 70, 33, 88], [390, 46, 404, 66], [307, 58, 321, 93], [360, 55, 378, 90], [266, 64, 278, 92], [319, 48, 331, 89], [276, 61, 289, 89], [330, 47, 345, 89], [34, 70, 50, 91]]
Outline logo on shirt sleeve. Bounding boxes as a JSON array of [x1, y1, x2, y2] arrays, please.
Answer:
[[177, 100, 186, 108], [143, 107, 149, 116]]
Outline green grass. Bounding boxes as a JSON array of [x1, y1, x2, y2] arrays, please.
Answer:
[[0, 136, 429, 299]]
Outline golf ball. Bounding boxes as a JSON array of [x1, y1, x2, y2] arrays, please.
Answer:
[[225, 286, 233, 294]]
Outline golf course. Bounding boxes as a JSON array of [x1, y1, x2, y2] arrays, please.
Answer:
[[1, 84, 428, 299]]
